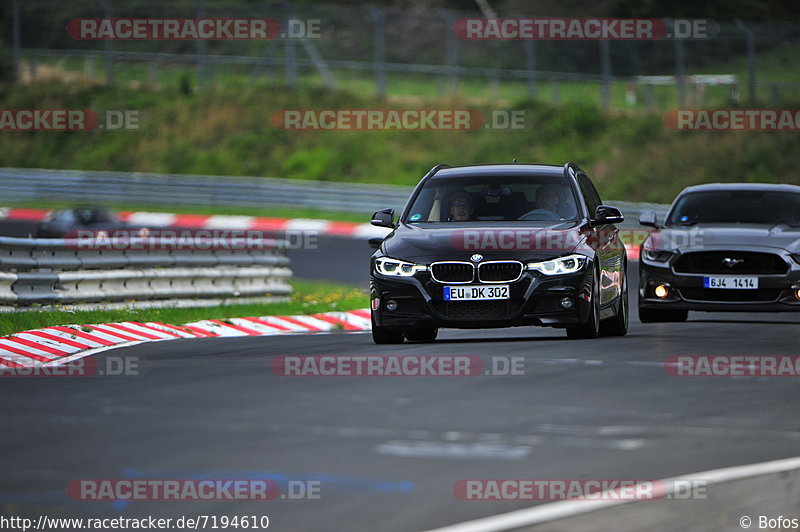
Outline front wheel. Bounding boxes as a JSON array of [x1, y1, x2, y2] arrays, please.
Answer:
[[371, 314, 405, 344], [566, 270, 600, 339]]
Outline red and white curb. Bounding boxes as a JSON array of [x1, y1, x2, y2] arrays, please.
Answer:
[[0, 207, 645, 259], [0, 207, 389, 239], [0, 309, 372, 369]]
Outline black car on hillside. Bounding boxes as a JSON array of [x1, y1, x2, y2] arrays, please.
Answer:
[[638, 183, 800, 322], [368, 162, 628, 344]]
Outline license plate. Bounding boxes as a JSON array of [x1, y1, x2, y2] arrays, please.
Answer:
[[444, 285, 509, 301], [703, 276, 758, 289]]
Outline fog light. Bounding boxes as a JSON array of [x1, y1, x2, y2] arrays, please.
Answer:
[[654, 284, 670, 299], [560, 297, 574, 310], [794, 288, 800, 301], [385, 299, 398, 312]]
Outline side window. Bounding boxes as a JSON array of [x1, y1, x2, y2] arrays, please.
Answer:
[[578, 174, 602, 218]]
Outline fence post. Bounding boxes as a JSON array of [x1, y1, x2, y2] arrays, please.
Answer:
[[645, 83, 654, 111], [673, 21, 686, 107], [96, 0, 114, 84], [284, 4, 298, 89], [437, 9, 459, 96], [600, 39, 611, 110], [299, 38, 336, 89], [523, 38, 537, 99], [249, 38, 279, 86], [736, 20, 756, 103], [148, 61, 158, 87], [11, 0, 21, 84], [489, 76, 499, 100], [192, 0, 208, 87], [367, 5, 387, 100]]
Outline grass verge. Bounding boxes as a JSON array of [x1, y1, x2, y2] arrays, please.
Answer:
[[2, 79, 800, 205], [0, 279, 368, 337]]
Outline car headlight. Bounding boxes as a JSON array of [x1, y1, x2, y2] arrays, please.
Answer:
[[527, 254, 587, 275], [642, 249, 675, 262], [375, 257, 427, 277]]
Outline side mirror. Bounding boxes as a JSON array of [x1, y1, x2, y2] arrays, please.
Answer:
[[370, 208, 396, 228], [367, 237, 384, 250], [638, 211, 659, 228], [593, 205, 624, 226]]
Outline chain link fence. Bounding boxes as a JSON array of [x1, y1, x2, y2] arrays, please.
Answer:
[[3, 1, 800, 109]]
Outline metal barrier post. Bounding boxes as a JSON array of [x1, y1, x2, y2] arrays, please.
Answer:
[[367, 5, 387, 101]]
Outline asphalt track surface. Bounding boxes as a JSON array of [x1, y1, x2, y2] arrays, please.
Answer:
[[2, 228, 800, 531]]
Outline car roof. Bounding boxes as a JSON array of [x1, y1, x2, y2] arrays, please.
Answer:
[[679, 182, 800, 194], [432, 163, 567, 179]]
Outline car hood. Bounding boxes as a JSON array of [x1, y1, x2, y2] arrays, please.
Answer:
[[381, 221, 590, 262], [650, 224, 800, 253]]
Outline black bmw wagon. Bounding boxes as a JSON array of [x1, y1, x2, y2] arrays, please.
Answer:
[[368, 162, 628, 344]]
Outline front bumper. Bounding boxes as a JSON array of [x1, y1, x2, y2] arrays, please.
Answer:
[[370, 269, 594, 330], [639, 251, 800, 312]]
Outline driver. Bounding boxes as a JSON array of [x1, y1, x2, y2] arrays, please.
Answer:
[[449, 191, 474, 221], [522, 185, 561, 219]]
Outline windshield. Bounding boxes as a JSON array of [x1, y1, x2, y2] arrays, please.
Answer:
[[666, 190, 800, 226], [403, 174, 580, 223]]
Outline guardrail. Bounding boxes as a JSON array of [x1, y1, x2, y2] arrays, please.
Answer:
[[0, 167, 411, 215], [0, 168, 670, 221], [0, 236, 292, 305]]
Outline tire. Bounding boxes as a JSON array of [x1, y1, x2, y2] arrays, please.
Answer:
[[599, 268, 629, 337], [404, 326, 438, 343], [566, 269, 600, 339], [638, 306, 688, 323], [371, 313, 405, 344]]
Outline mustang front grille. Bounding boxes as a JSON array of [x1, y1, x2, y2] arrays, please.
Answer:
[[674, 251, 788, 275]]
